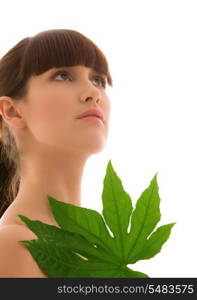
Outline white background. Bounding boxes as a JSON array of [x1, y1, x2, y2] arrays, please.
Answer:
[[1, 0, 197, 277]]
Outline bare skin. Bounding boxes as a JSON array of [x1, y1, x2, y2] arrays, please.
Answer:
[[0, 224, 48, 277], [0, 65, 111, 277], [0, 65, 110, 226]]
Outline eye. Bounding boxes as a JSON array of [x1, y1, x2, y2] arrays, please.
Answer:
[[92, 75, 107, 88], [53, 70, 71, 81], [52, 69, 107, 88]]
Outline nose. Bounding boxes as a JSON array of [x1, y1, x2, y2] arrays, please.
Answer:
[[79, 84, 102, 104]]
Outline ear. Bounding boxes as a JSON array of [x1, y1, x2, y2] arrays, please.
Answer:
[[0, 96, 25, 130]]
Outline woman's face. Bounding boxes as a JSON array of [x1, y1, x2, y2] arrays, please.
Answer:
[[18, 64, 111, 155]]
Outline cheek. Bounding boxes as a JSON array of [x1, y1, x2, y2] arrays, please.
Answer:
[[40, 92, 64, 117], [27, 92, 71, 138], [103, 98, 111, 136], [103, 97, 111, 121]]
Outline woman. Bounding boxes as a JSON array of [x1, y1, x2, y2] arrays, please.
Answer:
[[0, 29, 113, 277]]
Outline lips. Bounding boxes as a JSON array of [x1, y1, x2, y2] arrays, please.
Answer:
[[76, 109, 104, 122]]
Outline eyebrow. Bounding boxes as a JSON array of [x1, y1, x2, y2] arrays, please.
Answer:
[[48, 66, 107, 78]]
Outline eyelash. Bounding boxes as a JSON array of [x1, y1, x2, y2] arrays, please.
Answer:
[[52, 70, 107, 88]]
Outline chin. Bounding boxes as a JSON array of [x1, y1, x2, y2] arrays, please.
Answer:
[[84, 138, 107, 155]]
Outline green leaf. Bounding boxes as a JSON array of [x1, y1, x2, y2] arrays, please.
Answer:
[[126, 173, 161, 261], [46, 194, 117, 261], [20, 238, 148, 278], [17, 160, 175, 277], [128, 223, 176, 263], [18, 215, 118, 265], [102, 160, 133, 262], [18, 216, 146, 277]]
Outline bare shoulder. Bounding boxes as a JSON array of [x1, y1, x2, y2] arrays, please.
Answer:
[[0, 224, 48, 278]]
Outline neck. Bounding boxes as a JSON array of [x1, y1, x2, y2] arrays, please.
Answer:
[[13, 148, 89, 225]]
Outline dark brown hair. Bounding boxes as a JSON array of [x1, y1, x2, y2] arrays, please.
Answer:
[[0, 29, 113, 218]]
